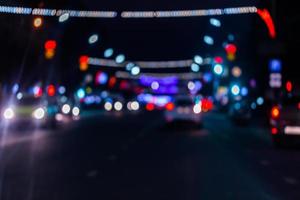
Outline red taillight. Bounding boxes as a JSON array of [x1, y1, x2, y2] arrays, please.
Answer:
[[165, 102, 174, 111], [201, 99, 213, 112], [271, 106, 280, 119], [146, 103, 155, 111], [271, 127, 278, 135]]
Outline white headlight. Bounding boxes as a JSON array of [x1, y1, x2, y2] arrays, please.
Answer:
[[193, 104, 202, 114], [72, 107, 80, 116], [131, 101, 140, 111], [3, 108, 14, 119], [104, 102, 113, 111], [62, 104, 71, 114], [33, 108, 45, 120], [114, 101, 123, 111]]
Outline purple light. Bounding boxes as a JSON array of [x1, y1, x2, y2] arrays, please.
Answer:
[[152, 85, 178, 95], [140, 76, 178, 86]]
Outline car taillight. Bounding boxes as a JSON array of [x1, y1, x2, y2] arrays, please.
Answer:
[[165, 102, 174, 111], [271, 106, 280, 119], [271, 127, 278, 135], [146, 103, 155, 111]]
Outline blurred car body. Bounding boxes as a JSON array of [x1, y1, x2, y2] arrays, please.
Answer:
[[1, 95, 58, 129], [270, 95, 300, 147], [228, 100, 252, 124], [164, 97, 202, 124]]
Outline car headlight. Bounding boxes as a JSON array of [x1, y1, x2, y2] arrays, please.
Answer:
[[62, 104, 71, 114], [3, 108, 14, 119], [33, 108, 45, 120], [72, 107, 80, 116]]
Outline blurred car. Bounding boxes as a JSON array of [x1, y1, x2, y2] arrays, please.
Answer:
[[270, 95, 300, 147], [228, 100, 252, 124], [1, 95, 58, 129], [164, 97, 202, 125]]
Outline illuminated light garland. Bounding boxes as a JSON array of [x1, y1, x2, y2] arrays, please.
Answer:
[[88, 57, 211, 68], [121, 6, 257, 18], [116, 71, 203, 80], [0, 5, 117, 18]]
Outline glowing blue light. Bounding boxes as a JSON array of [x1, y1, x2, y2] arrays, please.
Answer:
[[58, 86, 66, 94], [131, 66, 140, 75], [231, 85, 240, 96], [194, 55, 203, 65], [59, 13, 69, 22], [104, 48, 114, 58], [88, 34, 99, 44], [251, 102, 257, 110], [12, 83, 19, 94], [213, 64, 223, 75], [241, 87, 248, 96], [126, 62, 135, 71], [77, 88, 85, 99], [115, 54, 125, 63], [234, 103, 241, 110], [191, 63, 200, 72], [210, 18, 221, 27], [228, 34, 235, 41], [96, 72, 108, 85], [203, 73, 213, 83], [257, 97, 264, 105], [204, 35, 214, 45]]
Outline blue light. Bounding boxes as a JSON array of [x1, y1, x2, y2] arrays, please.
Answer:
[[228, 34, 235, 41], [115, 54, 125, 63], [77, 88, 85, 99], [204, 35, 214, 45], [210, 18, 221, 27], [191, 63, 200, 72], [231, 85, 240, 96], [96, 72, 108, 85], [194, 55, 203, 65], [126, 62, 135, 71], [251, 102, 257, 110], [104, 48, 114, 58], [213, 64, 223, 75], [131, 66, 140, 75], [269, 59, 282, 72], [88, 34, 99, 44], [241, 87, 248, 96], [203, 73, 213, 82], [12, 83, 19, 94], [234, 103, 241, 110], [257, 97, 264, 105]]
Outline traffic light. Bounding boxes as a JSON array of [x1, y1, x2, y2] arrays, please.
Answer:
[[44, 40, 57, 59], [79, 55, 89, 71], [47, 84, 56, 97]]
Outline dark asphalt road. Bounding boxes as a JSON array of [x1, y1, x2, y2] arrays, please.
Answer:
[[0, 111, 300, 200]]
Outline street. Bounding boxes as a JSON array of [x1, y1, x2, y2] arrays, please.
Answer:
[[0, 112, 299, 200]]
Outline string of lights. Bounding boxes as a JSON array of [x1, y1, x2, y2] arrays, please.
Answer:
[[88, 57, 211, 68], [0, 5, 256, 18], [116, 71, 203, 80]]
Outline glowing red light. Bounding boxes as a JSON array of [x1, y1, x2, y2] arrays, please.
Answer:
[[271, 127, 278, 135], [146, 103, 155, 111], [79, 55, 89, 64], [214, 56, 223, 64], [165, 102, 175, 111], [201, 98, 213, 111], [257, 9, 276, 39], [286, 81, 292, 92], [108, 76, 117, 88], [47, 84, 56, 97], [45, 40, 57, 50], [271, 106, 280, 119], [225, 44, 237, 54], [298, 103, 300, 110]]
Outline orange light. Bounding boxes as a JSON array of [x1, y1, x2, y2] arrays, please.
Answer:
[[45, 49, 55, 59], [33, 17, 43, 28], [271, 106, 280, 119], [271, 127, 278, 135], [146, 103, 155, 111], [165, 102, 175, 111]]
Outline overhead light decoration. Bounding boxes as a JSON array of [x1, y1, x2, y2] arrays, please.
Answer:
[[88, 34, 99, 44], [209, 18, 221, 27], [33, 17, 43, 28], [204, 35, 214, 45], [104, 48, 114, 58]]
